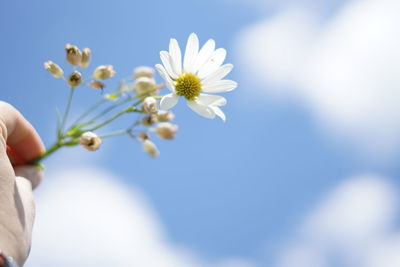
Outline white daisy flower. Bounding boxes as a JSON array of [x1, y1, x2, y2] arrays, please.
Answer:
[[156, 33, 237, 121]]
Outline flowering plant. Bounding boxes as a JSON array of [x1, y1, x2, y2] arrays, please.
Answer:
[[28, 33, 236, 165]]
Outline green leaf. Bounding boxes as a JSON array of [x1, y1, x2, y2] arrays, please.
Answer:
[[65, 122, 95, 137], [55, 107, 62, 138]]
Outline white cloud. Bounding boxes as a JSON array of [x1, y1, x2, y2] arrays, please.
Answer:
[[302, 177, 398, 244], [365, 235, 400, 267], [228, 0, 337, 9], [26, 167, 254, 267], [236, 0, 400, 160], [275, 175, 400, 267]]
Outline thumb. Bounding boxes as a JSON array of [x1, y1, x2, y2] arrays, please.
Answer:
[[14, 165, 43, 190]]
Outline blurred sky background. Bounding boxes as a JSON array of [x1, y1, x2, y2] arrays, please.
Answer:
[[1, 0, 400, 266]]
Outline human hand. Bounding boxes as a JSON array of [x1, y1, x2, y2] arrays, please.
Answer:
[[0, 101, 44, 266]]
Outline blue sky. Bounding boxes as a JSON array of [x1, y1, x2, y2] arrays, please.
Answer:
[[2, 0, 400, 266]]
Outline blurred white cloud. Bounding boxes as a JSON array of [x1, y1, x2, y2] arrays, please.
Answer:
[[236, 0, 400, 160], [276, 175, 400, 267], [27, 167, 254, 267]]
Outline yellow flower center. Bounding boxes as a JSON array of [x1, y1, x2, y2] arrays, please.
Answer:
[[175, 73, 202, 101]]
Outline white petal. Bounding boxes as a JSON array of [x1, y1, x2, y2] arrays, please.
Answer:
[[211, 106, 226, 122], [197, 48, 227, 79], [187, 100, 216, 119], [160, 93, 179, 110], [202, 64, 233, 85], [169, 38, 182, 74], [183, 33, 199, 73], [197, 94, 227, 106], [202, 80, 237, 93], [193, 39, 215, 74], [155, 64, 175, 92], [160, 51, 178, 79]]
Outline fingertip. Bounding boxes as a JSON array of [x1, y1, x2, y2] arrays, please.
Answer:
[[0, 102, 45, 163], [14, 165, 44, 190]]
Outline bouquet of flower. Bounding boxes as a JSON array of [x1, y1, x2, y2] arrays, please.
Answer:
[[32, 33, 236, 164]]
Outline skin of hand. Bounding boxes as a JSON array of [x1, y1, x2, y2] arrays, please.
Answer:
[[0, 101, 45, 266]]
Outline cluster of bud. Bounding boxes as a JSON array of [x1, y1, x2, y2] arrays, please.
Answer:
[[141, 110, 175, 127], [138, 97, 178, 157], [44, 44, 181, 160], [65, 44, 92, 68], [45, 43, 116, 92]]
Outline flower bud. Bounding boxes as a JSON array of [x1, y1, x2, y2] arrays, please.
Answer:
[[156, 110, 175, 122], [142, 97, 157, 114], [138, 131, 149, 141], [65, 43, 82, 65], [93, 65, 116, 80], [143, 139, 159, 157], [44, 61, 63, 78], [156, 123, 178, 140], [80, 48, 91, 68], [134, 77, 156, 95], [141, 115, 157, 126], [79, 131, 102, 151], [134, 66, 155, 78], [67, 71, 82, 88], [89, 80, 105, 90]]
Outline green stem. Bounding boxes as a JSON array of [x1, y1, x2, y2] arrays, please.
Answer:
[[99, 129, 129, 139], [59, 87, 76, 137], [29, 91, 147, 165], [90, 97, 131, 122], [71, 98, 107, 126], [88, 107, 137, 132], [29, 141, 62, 165]]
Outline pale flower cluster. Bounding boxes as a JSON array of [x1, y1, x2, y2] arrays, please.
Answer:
[[44, 43, 116, 90]]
